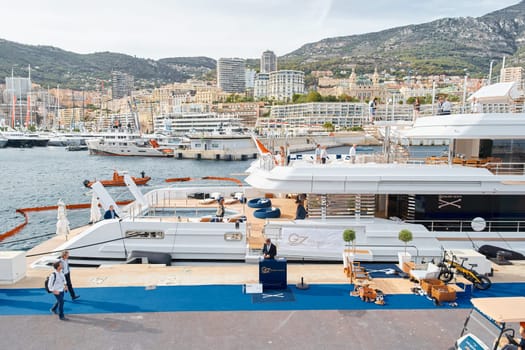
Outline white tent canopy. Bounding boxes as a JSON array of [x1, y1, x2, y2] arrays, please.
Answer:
[[467, 82, 521, 103]]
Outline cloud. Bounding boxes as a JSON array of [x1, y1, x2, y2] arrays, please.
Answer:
[[0, 0, 519, 59]]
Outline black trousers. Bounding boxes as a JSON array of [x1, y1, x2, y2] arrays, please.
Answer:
[[64, 272, 77, 299]]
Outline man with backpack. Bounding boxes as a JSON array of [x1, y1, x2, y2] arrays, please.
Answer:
[[47, 260, 68, 320]]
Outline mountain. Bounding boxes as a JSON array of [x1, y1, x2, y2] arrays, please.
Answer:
[[281, 1, 525, 77], [1, 2, 525, 88], [0, 39, 197, 89]]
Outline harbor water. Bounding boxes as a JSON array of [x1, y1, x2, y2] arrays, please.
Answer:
[[0, 145, 446, 250]]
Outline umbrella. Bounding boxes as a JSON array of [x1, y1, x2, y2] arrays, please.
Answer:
[[56, 199, 71, 239], [89, 192, 102, 223]]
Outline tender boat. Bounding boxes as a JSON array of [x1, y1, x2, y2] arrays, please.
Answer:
[[83, 171, 151, 188]]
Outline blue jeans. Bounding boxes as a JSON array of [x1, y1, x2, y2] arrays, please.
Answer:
[[52, 291, 65, 318]]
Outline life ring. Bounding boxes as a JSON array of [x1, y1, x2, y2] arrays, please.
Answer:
[[247, 198, 272, 208], [253, 207, 281, 219]]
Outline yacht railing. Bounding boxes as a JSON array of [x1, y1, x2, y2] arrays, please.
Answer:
[[408, 219, 525, 233], [287, 153, 525, 175]]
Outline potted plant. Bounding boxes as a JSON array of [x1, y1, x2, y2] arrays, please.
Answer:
[[342, 228, 356, 276], [398, 229, 413, 253], [343, 228, 356, 252], [397, 229, 413, 268]]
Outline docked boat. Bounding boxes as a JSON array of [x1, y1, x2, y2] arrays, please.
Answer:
[[83, 171, 151, 188], [0, 134, 7, 148], [27, 85, 525, 267], [174, 129, 258, 160], [86, 130, 174, 157], [0, 131, 33, 148]]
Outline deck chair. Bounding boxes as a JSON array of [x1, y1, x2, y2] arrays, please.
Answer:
[[348, 261, 370, 283]]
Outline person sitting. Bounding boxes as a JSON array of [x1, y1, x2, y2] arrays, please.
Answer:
[[103, 205, 119, 220], [295, 199, 307, 220], [262, 238, 277, 259]]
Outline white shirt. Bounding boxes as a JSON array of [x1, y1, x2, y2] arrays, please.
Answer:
[[60, 257, 70, 274], [349, 147, 356, 157], [48, 270, 66, 292]]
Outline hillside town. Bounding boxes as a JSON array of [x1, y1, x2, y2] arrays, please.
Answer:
[[1, 50, 523, 137]]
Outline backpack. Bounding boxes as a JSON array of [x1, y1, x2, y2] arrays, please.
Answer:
[[44, 272, 56, 293]]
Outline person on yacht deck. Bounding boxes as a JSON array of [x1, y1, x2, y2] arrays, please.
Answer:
[[349, 144, 357, 164]]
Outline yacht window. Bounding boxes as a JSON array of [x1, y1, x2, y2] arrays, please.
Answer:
[[125, 230, 164, 239], [224, 232, 242, 241]]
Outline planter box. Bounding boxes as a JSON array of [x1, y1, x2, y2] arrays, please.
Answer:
[[420, 278, 444, 295], [431, 285, 456, 303]]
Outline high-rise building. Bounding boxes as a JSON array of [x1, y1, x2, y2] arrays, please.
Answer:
[[245, 68, 257, 89], [217, 58, 246, 93], [261, 50, 277, 74], [111, 71, 134, 99], [268, 70, 305, 101]]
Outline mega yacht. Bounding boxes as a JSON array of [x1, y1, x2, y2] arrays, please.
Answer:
[[29, 85, 525, 266]]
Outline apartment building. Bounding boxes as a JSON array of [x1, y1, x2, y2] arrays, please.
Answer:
[[254, 73, 269, 99], [261, 50, 277, 73], [217, 58, 246, 93], [111, 71, 134, 99], [268, 70, 305, 101], [266, 102, 367, 131]]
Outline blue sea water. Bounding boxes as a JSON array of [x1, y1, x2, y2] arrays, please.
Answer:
[[0, 145, 445, 250], [0, 147, 248, 250]]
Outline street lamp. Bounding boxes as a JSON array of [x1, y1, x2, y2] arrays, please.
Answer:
[[488, 60, 495, 86]]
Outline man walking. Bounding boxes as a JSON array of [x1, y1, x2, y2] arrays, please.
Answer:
[[48, 260, 68, 321], [60, 250, 79, 300]]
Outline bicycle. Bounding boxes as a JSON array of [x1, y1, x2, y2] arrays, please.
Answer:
[[437, 250, 492, 290]]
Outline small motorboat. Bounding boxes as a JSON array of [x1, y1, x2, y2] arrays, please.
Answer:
[[83, 171, 151, 188]]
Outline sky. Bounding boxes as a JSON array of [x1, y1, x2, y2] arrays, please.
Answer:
[[1, 0, 520, 60]]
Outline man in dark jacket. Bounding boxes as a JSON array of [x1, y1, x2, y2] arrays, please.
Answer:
[[262, 238, 277, 259]]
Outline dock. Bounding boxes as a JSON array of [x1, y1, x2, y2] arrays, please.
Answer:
[[1, 196, 525, 349]]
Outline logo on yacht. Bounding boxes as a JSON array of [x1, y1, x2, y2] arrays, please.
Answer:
[[261, 267, 285, 274], [288, 233, 308, 246], [438, 195, 462, 209]]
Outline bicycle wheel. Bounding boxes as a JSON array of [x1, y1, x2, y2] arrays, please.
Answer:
[[473, 275, 491, 290], [439, 270, 454, 283]]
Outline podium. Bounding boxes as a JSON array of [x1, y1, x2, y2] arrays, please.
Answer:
[[259, 258, 287, 290]]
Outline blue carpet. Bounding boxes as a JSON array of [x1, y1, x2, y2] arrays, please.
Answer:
[[0, 282, 524, 316], [252, 288, 295, 304]]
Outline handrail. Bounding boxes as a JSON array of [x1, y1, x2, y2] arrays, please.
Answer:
[[408, 219, 525, 233]]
